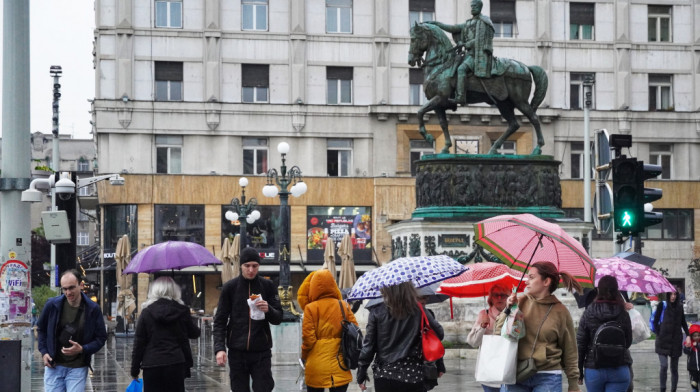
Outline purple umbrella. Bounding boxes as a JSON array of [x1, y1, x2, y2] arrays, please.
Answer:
[[123, 241, 222, 274], [594, 257, 674, 294]]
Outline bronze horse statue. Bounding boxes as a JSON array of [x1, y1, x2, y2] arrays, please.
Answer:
[[408, 22, 548, 155]]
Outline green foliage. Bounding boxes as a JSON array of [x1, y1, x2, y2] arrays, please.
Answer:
[[32, 159, 54, 173], [32, 225, 45, 238], [442, 340, 454, 349], [32, 285, 58, 315]]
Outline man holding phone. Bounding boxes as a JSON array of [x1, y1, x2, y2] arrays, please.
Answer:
[[37, 269, 106, 391]]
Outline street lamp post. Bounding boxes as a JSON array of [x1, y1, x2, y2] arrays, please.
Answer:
[[225, 177, 261, 255], [262, 142, 307, 321]]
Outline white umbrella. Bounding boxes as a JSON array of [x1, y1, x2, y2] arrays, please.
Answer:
[[322, 237, 337, 281], [220, 237, 234, 283], [230, 234, 241, 279], [337, 234, 356, 290]]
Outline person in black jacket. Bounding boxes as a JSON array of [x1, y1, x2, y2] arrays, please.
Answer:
[[357, 281, 444, 392], [130, 276, 200, 392], [654, 287, 690, 392], [576, 275, 633, 391], [213, 247, 283, 392]]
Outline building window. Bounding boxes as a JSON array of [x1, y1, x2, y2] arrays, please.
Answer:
[[156, 135, 182, 174], [642, 209, 693, 240], [649, 74, 673, 111], [648, 5, 671, 42], [409, 69, 427, 105], [155, 61, 183, 101], [77, 185, 91, 197], [243, 137, 268, 175], [155, 205, 205, 245], [455, 138, 479, 154], [570, 72, 594, 110], [491, 0, 516, 38], [496, 140, 517, 155], [409, 0, 435, 26], [570, 141, 584, 179], [77, 232, 90, 246], [77, 160, 90, 172], [649, 143, 672, 179], [327, 139, 352, 177], [242, 0, 268, 31], [326, 0, 352, 34], [410, 139, 434, 176], [327, 67, 352, 105], [242, 64, 269, 103], [155, 0, 182, 28], [570, 2, 594, 40]]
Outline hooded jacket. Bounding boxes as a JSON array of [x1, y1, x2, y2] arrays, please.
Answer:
[[37, 292, 106, 369], [496, 293, 580, 391], [576, 300, 633, 373], [299, 269, 358, 388], [213, 273, 283, 353], [684, 324, 700, 372], [130, 298, 200, 377], [655, 298, 689, 358]]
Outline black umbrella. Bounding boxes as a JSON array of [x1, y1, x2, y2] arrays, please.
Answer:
[[614, 251, 656, 267], [573, 287, 598, 309]]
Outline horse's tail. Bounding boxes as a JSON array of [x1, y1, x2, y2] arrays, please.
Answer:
[[528, 65, 548, 111]]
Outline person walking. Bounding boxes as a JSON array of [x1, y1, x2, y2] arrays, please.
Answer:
[[496, 261, 582, 392], [298, 269, 359, 392], [37, 269, 107, 392], [653, 287, 689, 392], [683, 324, 700, 392], [467, 283, 510, 392], [356, 281, 444, 392], [576, 275, 633, 392], [130, 276, 200, 392], [213, 247, 283, 392]]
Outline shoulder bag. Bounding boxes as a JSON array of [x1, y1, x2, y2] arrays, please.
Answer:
[[516, 304, 553, 383], [418, 303, 445, 362], [337, 300, 363, 370]]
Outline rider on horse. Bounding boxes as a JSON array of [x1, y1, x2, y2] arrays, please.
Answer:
[[426, 0, 495, 105]]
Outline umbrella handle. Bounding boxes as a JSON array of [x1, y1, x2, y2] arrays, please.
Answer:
[[515, 233, 544, 292]]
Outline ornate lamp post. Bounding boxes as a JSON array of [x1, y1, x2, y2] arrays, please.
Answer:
[[225, 177, 261, 254], [262, 142, 307, 321]]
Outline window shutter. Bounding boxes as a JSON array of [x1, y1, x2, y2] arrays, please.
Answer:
[[570, 3, 594, 26], [155, 62, 183, 81], [327, 66, 353, 80], [490, 0, 516, 23], [409, 68, 424, 84], [409, 0, 435, 12], [242, 64, 270, 87]]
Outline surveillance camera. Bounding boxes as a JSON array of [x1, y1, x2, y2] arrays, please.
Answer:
[[110, 177, 125, 186]]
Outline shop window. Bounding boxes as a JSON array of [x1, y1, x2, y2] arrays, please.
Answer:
[[155, 204, 205, 245], [306, 206, 372, 264]]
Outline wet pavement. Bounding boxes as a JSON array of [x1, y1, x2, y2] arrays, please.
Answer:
[[30, 327, 691, 391]]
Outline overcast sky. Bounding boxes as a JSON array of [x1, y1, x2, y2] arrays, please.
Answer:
[[0, 0, 95, 139]]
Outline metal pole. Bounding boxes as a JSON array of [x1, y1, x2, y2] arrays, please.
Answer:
[[583, 76, 594, 255], [49, 66, 62, 289], [239, 187, 248, 254], [0, 1, 32, 390]]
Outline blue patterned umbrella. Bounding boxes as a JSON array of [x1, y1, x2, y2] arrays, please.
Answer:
[[346, 255, 467, 301]]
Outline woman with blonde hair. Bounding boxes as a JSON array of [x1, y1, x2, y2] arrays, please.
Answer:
[[497, 261, 583, 392], [467, 282, 510, 391], [130, 277, 200, 392], [357, 281, 443, 392]]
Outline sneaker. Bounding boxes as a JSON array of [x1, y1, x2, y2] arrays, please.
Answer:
[[692, 381, 698, 388]]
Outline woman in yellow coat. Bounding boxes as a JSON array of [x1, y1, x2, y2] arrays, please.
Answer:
[[298, 269, 359, 392]]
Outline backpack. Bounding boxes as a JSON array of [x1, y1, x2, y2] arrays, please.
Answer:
[[649, 301, 667, 334], [592, 321, 627, 366], [337, 300, 363, 371]]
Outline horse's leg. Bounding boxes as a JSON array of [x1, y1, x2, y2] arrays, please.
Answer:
[[417, 100, 435, 144], [488, 101, 519, 154], [435, 107, 451, 154], [515, 101, 544, 155]]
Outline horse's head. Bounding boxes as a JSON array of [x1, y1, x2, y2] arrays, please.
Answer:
[[408, 22, 429, 67]]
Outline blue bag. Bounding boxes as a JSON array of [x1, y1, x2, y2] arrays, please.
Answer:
[[126, 379, 143, 392], [649, 301, 667, 334]]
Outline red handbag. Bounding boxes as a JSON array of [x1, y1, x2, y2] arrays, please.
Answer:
[[418, 303, 445, 362]]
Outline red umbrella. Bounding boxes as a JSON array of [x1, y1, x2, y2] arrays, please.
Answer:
[[437, 262, 528, 298], [474, 214, 596, 288]]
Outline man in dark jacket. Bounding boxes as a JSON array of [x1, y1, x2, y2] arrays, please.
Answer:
[[38, 269, 107, 391], [214, 247, 283, 392]]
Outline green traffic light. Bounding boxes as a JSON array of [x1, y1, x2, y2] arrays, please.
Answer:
[[621, 211, 634, 227]]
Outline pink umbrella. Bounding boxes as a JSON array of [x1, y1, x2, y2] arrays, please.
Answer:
[[594, 257, 675, 294], [437, 262, 528, 298], [474, 213, 596, 288]]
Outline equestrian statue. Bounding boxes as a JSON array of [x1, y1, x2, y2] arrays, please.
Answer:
[[408, 0, 548, 155]]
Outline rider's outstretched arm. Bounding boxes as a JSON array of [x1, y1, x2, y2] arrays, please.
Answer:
[[425, 21, 462, 33]]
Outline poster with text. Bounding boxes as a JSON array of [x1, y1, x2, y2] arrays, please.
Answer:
[[307, 206, 372, 264]]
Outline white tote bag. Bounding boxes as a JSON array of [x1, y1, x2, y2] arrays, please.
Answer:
[[475, 334, 518, 385], [629, 308, 651, 344]]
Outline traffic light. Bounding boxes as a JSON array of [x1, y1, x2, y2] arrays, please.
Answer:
[[638, 162, 663, 230], [612, 157, 640, 234]]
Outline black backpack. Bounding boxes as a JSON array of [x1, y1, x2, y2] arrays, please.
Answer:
[[592, 321, 626, 366], [337, 300, 363, 371]]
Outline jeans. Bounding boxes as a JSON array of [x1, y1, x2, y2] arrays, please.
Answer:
[[483, 385, 502, 392], [43, 365, 88, 392], [584, 366, 630, 392], [228, 349, 274, 392], [500, 373, 562, 392], [659, 354, 680, 391]]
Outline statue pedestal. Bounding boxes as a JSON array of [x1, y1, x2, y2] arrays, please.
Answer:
[[270, 321, 301, 365]]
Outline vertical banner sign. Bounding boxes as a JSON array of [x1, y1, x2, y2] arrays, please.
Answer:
[[306, 206, 372, 264], [0, 259, 31, 324]]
